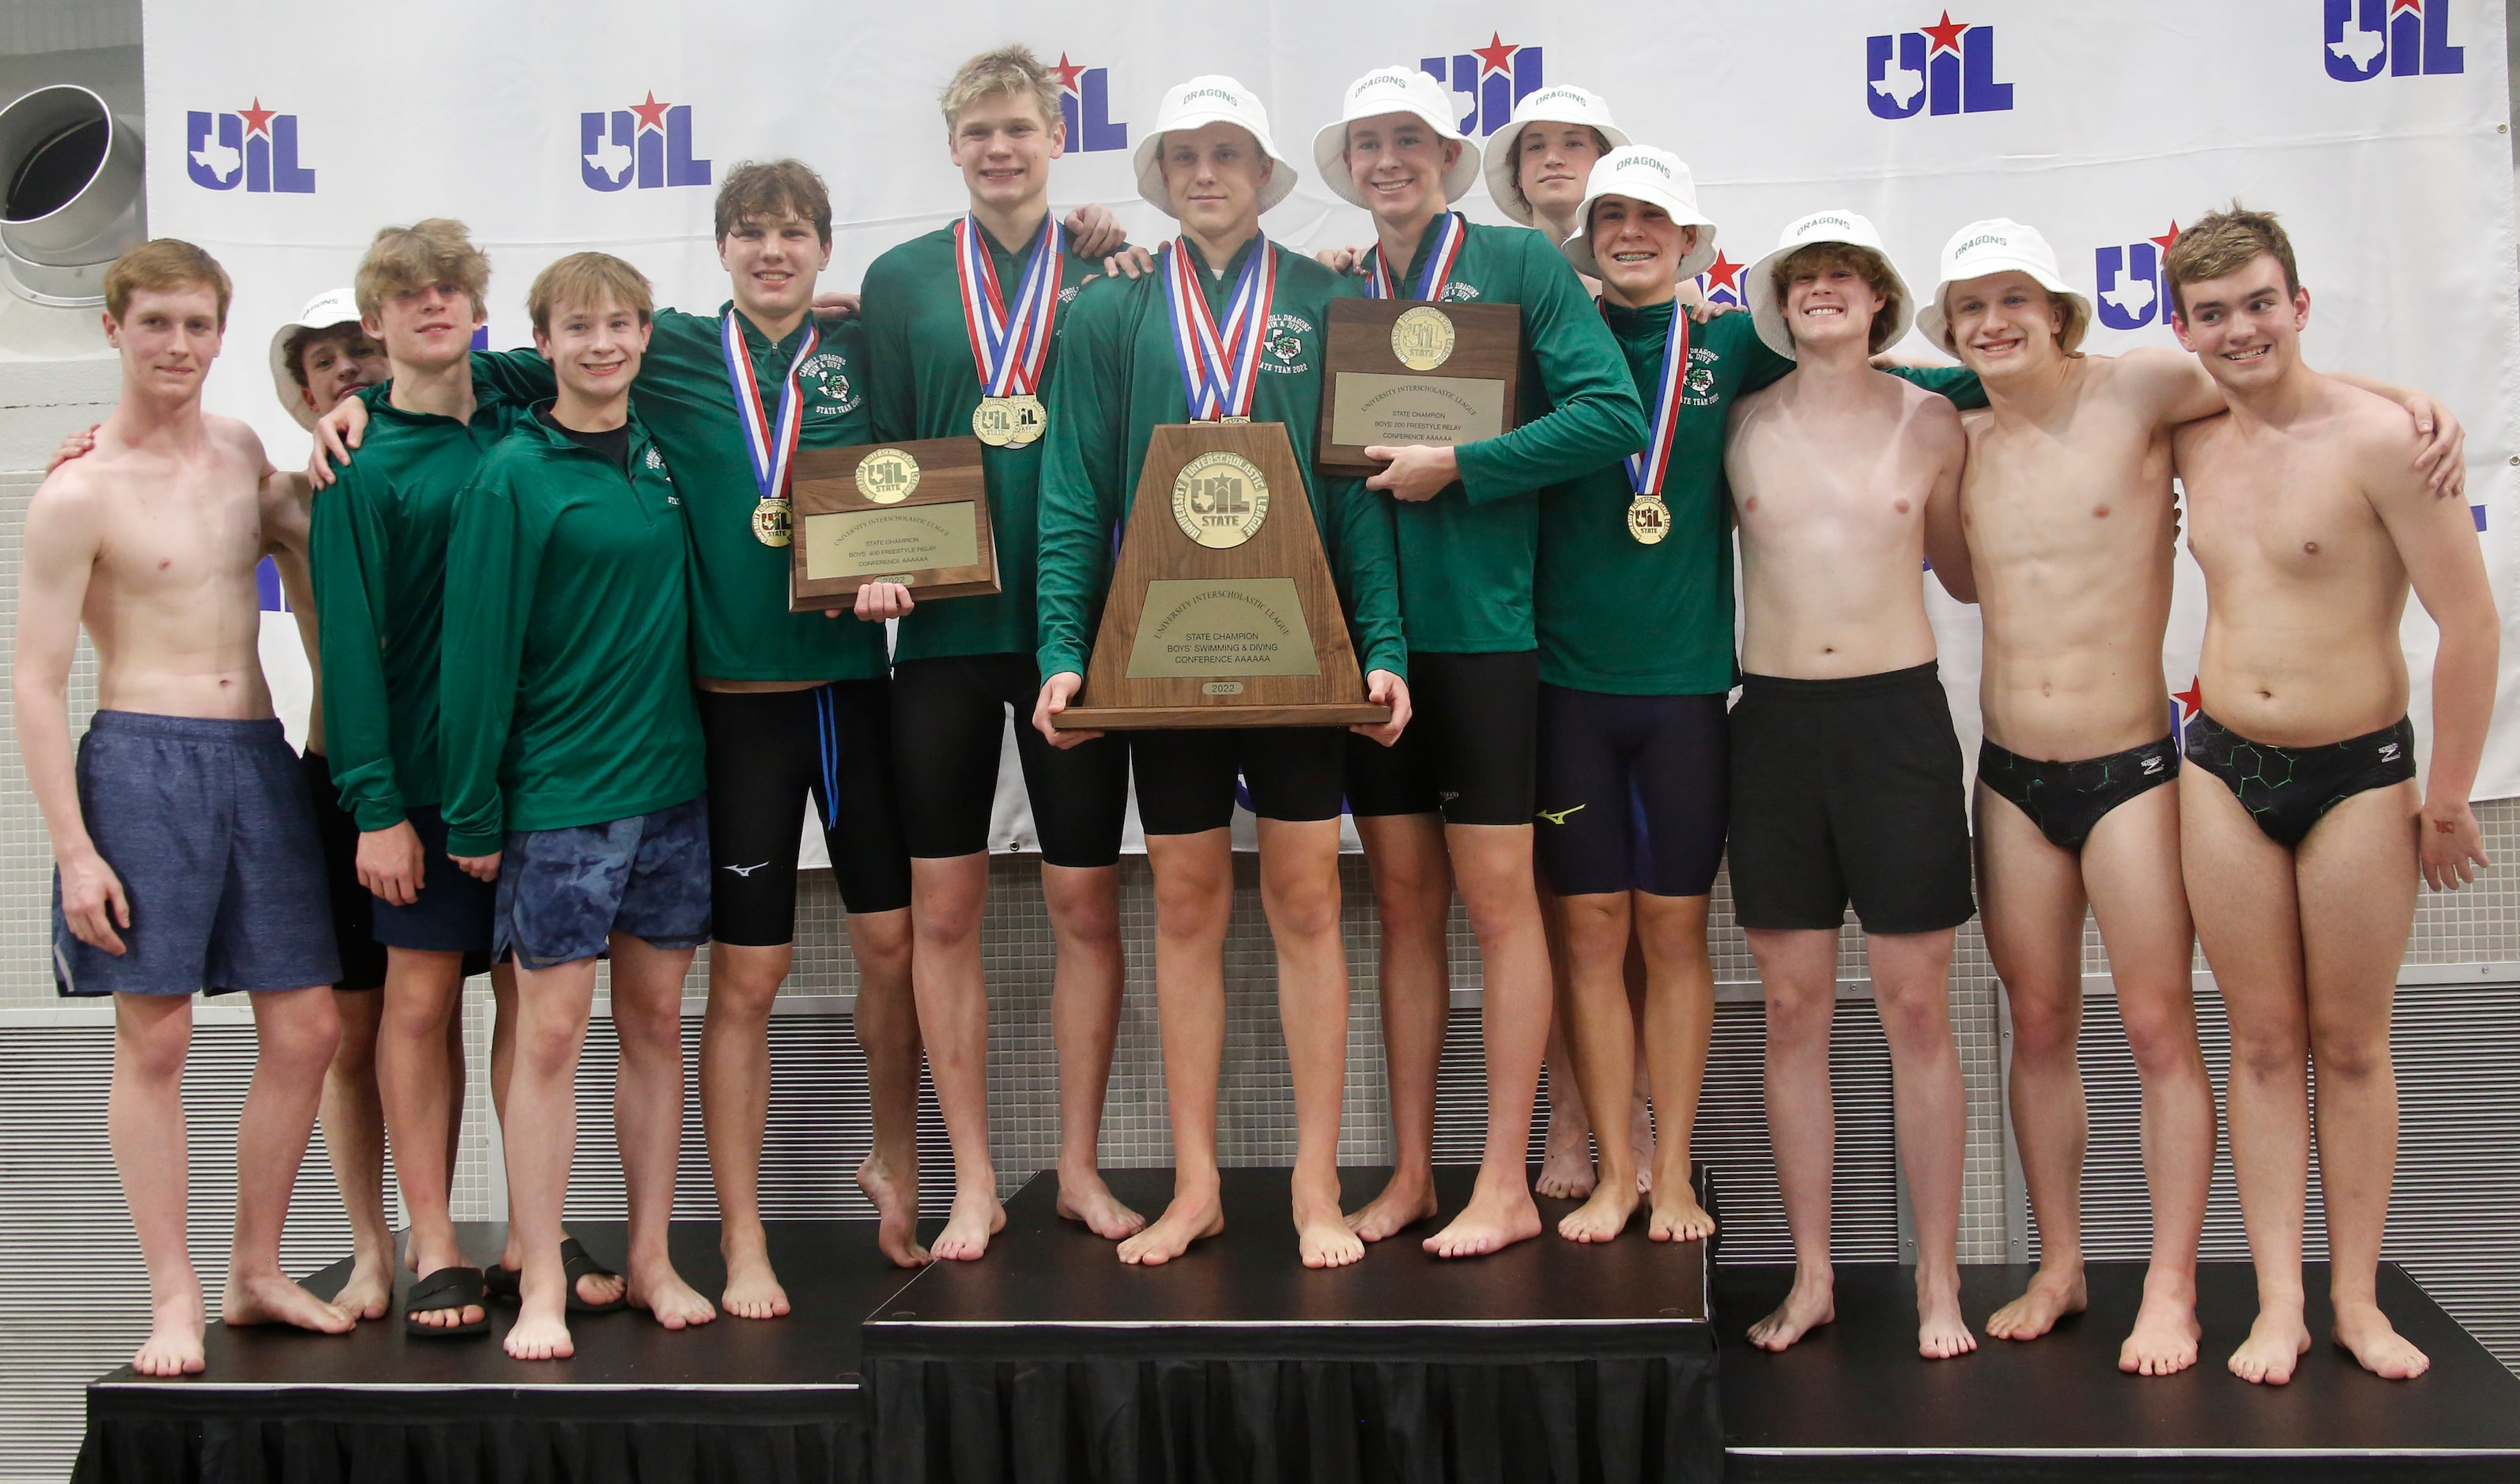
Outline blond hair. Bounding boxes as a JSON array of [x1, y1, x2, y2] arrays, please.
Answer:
[[526, 252, 653, 336], [940, 45, 1062, 137], [713, 159, 833, 247], [1507, 121, 1612, 220], [353, 219, 491, 322], [103, 239, 232, 328], [2162, 203, 2300, 323], [1772, 242, 1907, 355]]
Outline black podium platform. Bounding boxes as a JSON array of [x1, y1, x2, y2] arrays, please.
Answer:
[[864, 1165, 1719, 1484]]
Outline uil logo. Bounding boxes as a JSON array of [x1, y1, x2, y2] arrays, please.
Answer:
[[186, 100, 315, 193], [1867, 12, 2013, 119], [1053, 55, 1129, 152], [2094, 223, 2181, 332], [2326, 0, 2465, 80], [582, 92, 712, 192], [1172, 451, 1271, 549], [1693, 251, 1747, 308], [1419, 32, 1544, 136]]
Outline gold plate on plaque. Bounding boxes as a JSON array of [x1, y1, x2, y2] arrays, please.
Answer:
[[971, 394, 1047, 448], [1390, 305, 1457, 371], [1171, 451, 1270, 550], [1328, 372, 1508, 450], [802, 501, 983, 581], [854, 447, 921, 503], [1124, 578, 1321, 679]]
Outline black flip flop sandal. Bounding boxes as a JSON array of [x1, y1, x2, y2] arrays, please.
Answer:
[[404, 1266, 490, 1339], [483, 1264, 520, 1305], [561, 1237, 628, 1314]]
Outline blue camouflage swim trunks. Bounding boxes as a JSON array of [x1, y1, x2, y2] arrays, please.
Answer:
[[493, 795, 711, 969]]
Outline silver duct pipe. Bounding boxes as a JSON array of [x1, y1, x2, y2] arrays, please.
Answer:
[[0, 83, 144, 307]]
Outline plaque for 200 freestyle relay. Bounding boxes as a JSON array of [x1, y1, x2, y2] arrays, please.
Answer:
[[786, 437, 1000, 612], [1315, 298, 1522, 479]]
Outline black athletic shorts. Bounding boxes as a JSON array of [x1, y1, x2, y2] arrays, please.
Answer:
[[1535, 686, 1729, 898], [302, 750, 387, 991], [2184, 710, 2415, 848], [891, 653, 1128, 868], [697, 682, 912, 944], [1344, 650, 1538, 827], [1133, 726, 1347, 837], [1728, 662, 1975, 935]]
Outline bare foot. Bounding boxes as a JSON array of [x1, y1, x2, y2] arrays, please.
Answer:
[[2118, 1282, 2202, 1377], [505, 1304, 574, 1362], [858, 1153, 931, 1268], [1646, 1187, 1716, 1244], [1534, 1108, 1597, 1200], [1556, 1180, 1638, 1243], [334, 1251, 394, 1322], [930, 1185, 1005, 1263], [1424, 1173, 1543, 1259], [1748, 1274, 1834, 1351], [720, 1245, 790, 1320], [495, 1234, 627, 1307], [222, 1271, 353, 1335], [1056, 1168, 1147, 1241], [2228, 1305, 2312, 1385], [1629, 1093, 1656, 1194], [1916, 1270, 1978, 1360], [1118, 1190, 1224, 1266], [2334, 1300, 2430, 1380], [631, 1266, 719, 1330], [1295, 1181, 1364, 1269], [1986, 1265, 2086, 1342], [132, 1290, 206, 1377], [1343, 1171, 1439, 1243]]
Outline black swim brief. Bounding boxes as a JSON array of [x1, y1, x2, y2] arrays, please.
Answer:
[[2182, 710, 2416, 848], [1977, 733, 2179, 853]]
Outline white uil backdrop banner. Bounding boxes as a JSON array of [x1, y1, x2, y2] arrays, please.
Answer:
[[141, 1, 2520, 846]]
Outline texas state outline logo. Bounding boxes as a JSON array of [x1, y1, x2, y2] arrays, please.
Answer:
[[186, 99, 315, 193], [2325, 0, 2465, 80], [1419, 32, 1545, 137], [1866, 12, 2013, 119], [581, 92, 711, 192]]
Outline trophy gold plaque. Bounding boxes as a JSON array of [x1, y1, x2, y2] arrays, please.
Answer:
[[1316, 298, 1523, 478], [1054, 421, 1389, 730], [787, 436, 999, 612]]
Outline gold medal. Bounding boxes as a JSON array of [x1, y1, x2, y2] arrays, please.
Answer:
[[1626, 494, 1671, 545], [854, 446, 921, 504], [1390, 305, 1457, 371], [1171, 451, 1270, 549], [753, 498, 793, 548], [971, 394, 1047, 448]]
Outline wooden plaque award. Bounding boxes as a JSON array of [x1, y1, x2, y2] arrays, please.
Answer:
[[786, 437, 999, 612], [1054, 421, 1389, 730], [1316, 299, 1523, 478]]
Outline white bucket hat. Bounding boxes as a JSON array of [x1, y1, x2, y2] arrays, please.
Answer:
[[1561, 147, 1718, 283], [1915, 217, 2092, 355], [1134, 75, 1300, 218], [1482, 85, 1630, 226], [1745, 209, 1915, 360], [268, 287, 364, 429], [1312, 66, 1481, 210]]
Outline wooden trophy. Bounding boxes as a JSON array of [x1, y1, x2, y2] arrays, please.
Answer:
[[1316, 298, 1522, 478], [786, 437, 998, 612], [1053, 421, 1388, 730]]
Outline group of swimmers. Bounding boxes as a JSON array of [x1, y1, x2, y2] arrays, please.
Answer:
[[17, 47, 2492, 1388]]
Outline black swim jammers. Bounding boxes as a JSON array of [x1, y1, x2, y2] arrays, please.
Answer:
[[2183, 710, 2416, 847], [1977, 733, 2179, 853]]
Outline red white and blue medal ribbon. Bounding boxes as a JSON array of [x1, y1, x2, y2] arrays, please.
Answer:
[[954, 213, 1063, 397], [1616, 303, 1688, 544], [1364, 210, 1466, 301], [722, 310, 817, 546], [1163, 235, 1276, 421]]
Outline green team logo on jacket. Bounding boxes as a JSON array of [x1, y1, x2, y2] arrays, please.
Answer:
[[1681, 347, 1720, 408], [1262, 311, 1315, 375], [1438, 281, 1481, 303], [799, 351, 859, 420]]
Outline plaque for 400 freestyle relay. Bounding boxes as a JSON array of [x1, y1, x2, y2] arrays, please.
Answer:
[[786, 437, 999, 612], [1053, 421, 1388, 731], [1315, 298, 1522, 479]]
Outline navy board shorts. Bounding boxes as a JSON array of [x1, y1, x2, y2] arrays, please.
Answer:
[[492, 795, 713, 970], [372, 804, 496, 968], [55, 711, 341, 997]]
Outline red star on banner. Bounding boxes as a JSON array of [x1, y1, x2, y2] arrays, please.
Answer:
[[2173, 675, 2205, 721], [1054, 53, 1087, 93], [1701, 250, 1744, 295], [630, 92, 671, 133], [2390, 0, 2421, 14], [1472, 32, 1521, 77], [2149, 220, 2182, 254], [1922, 11, 1969, 54], [238, 97, 277, 137]]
